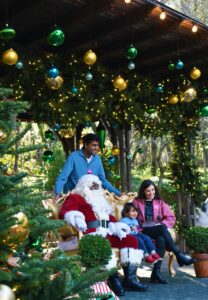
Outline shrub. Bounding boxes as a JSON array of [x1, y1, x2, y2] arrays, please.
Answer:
[[186, 226, 208, 253], [78, 235, 112, 269]]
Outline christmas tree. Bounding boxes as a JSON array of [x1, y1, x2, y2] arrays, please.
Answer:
[[0, 98, 109, 300]]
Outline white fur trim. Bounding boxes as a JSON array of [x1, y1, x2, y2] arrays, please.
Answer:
[[120, 248, 143, 266], [88, 227, 108, 238], [64, 211, 85, 227], [103, 251, 117, 270]]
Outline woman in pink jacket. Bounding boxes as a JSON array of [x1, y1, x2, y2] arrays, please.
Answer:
[[133, 179, 196, 284]]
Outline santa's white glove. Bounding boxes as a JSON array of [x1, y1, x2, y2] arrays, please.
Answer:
[[108, 222, 131, 240], [74, 216, 87, 232]]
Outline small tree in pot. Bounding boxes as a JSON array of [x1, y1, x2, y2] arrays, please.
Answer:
[[186, 226, 208, 277]]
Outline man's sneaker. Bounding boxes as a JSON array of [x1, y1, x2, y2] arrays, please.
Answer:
[[152, 253, 162, 261], [145, 255, 157, 264]]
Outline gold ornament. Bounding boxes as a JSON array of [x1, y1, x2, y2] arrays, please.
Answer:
[[111, 147, 120, 156], [168, 94, 179, 105], [2, 49, 18, 65], [0, 284, 16, 300], [0, 212, 29, 249], [113, 76, 127, 90], [59, 128, 75, 138], [190, 67, 201, 80], [183, 88, 197, 102], [46, 76, 64, 90], [83, 50, 97, 65]]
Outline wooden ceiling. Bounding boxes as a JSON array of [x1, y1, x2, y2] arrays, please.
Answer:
[[1, 0, 208, 79]]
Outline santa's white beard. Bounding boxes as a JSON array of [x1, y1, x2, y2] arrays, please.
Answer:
[[77, 187, 113, 220]]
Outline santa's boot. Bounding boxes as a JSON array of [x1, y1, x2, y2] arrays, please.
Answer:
[[123, 264, 148, 291], [108, 272, 125, 297]]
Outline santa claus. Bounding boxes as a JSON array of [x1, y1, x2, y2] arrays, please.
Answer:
[[59, 174, 148, 296]]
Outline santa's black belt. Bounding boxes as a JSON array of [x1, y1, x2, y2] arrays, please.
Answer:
[[87, 220, 110, 229]]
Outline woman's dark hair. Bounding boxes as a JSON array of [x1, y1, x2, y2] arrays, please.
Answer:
[[137, 179, 161, 200], [83, 134, 99, 146], [121, 203, 138, 218]]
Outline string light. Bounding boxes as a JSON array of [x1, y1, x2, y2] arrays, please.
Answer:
[[124, 0, 131, 3], [192, 24, 198, 33], [160, 11, 166, 20]]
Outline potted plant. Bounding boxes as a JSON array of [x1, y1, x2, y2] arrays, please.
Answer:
[[185, 226, 208, 277]]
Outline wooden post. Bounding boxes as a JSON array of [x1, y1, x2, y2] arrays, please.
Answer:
[[125, 123, 132, 192]]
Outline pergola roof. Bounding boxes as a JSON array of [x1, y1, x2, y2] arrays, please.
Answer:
[[1, 0, 208, 79]]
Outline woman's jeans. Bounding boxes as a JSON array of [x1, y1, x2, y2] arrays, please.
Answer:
[[133, 233, 156, 254]]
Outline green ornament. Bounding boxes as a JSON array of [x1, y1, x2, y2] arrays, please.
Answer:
[[126, 46, 138, 60], [168, 62, 175, 70], [137, 148, 143, 154], [96, 122, 106, 152], [202, 87, 208, 95], [48, 28, 65, 46], [0, 25, 16, 40], [200, 106, 208, 117], [44, 130, 54, 140], [42, 150, 54, 163], [147, 108, 156, 114]]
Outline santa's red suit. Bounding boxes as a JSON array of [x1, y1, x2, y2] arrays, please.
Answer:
[[59, 174, 143, 267]]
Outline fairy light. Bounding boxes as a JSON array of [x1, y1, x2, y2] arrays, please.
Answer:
[[192, 24, 198, 33], [124, 0, 131, 3], [160, 11, 166, 20]]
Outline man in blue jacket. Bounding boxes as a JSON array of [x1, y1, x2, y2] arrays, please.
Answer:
[[54, 133, 121, 201]]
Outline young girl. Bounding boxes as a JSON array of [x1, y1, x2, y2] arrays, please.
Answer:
[[120, 203, 162, 264]]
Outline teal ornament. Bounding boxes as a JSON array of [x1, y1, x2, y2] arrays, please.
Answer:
[[70, 86, 78, 94], [168, 62, 175, 70], [107, 156, 116, 165], [48, 67, 59, 78], [85, 72, 93, 81], [0, 25, 16, 40], [128, 61, 135, 70], [147, 108, 156, 114], [53, 123, 61, 131], [112, 123, 119, 129], [96, 122, 106, 152], [127, 154, 132, 159], [48, 28, 65, 46], [137, 148, 143, 154], [15, 61, 23, 70], [44, 130, 54, 139], [42, 150, 54, 163], [156, 84, 163, 93], [176, 60, 184, 70], [85, 121, 92, 127], [126, 46, 138, 60], [200, 106, 208, 117]]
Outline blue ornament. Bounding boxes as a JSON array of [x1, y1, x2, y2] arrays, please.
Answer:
[[53, 123, 61, 132], [176, 60, 184, 70], [15, 61, 23, 70], [48, 67, 59, 78], [71, 86, 78, 94], [107, 156, 116, 165], [128, 61, 135, 70], [156, 84, 163, 93], [85, 72, 93, 81]]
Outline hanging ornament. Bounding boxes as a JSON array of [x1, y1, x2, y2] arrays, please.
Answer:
[[15, 61, 23, 70], [44, 130, 54, 140], [83, 50, 97, 65], [85, 121, 92, 127], [202, 87, 208, 95], [146, 108, 156, 114], [128, 61, 135, 70], [127, 153, 132, 159], [107, 156, 116, 165], [156, 84, 163, 93], [168, 62, 175, 70], [113, 76, 127, 90], [200, 105, 208, 117], [183, 88, 197, 102], [70, 86, 79, 95], [85, 72, 93, 81], [2, 49, 18, 65], [176, 60, 184, 70], [48, 27, 65, 46], [0, 24, 16, 40], [190, 67, 201, 80], [53, 123, 61, 132], [168, 94, 179, 104], [96, 122, 106, 152], [0, 129, 7, 141], [46, 76, 64, 90], [59, 128, 76, 138], [42, 150, 54, 163], [137, 148, 143, 154], [126, 45, 138, 60], [0, 284, 16, 300], [0, 212, 29, 249], [111, 146, 120, 156], [48, 67, 60, 78]]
